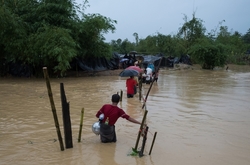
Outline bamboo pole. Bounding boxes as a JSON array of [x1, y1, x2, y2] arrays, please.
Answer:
[[43, 67, 64, 151], [60, 83, 73, 149], [149, 132, 157, 155], [139, 75, 142, 101], [134, 110, 148, 151], [139, 126, 149, 157], [78, 108, 84, 142], [142, 57, 163, 109], [142, 82, 153, 109], [141, 95, 147, 110], [120, 90, 123, 101]]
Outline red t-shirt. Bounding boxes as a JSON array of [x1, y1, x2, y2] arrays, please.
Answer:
[[126, 78, 137, 94], [96, 104, 130, 126]]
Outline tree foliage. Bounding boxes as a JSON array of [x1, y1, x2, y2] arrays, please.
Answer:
[[1, 1, 249, 77], [0, 0, 116, 76], [110, 39, 135, 54], [177, 13, 206, 51], [188, 37, 227, 69], [78, 13, 116, 59], [109, 12, 249, 69], [242, 28, 250, 44]]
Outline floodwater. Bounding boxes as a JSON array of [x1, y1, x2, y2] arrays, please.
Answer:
[[0, 65, 250, 165]]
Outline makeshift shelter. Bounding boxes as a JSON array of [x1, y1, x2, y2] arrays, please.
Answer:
[[74, 52, 120, 72], [141, 54, 162, 69]]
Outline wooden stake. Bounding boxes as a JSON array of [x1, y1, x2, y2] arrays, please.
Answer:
[[142, 57, 163, 109], [139, 75, 142, 101], [43, 67, 64, 151], [60, 83, 73, 148], [139, 126, 149, 157], [142, 82, 153, 109], [78, 108, 84, 142], [120, 90, 123, 101], [149, 132, 157, 155], [134, 110, 148, 151]]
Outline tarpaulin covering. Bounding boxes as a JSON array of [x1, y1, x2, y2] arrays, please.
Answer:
[[74, 52, 120, 71], [3, 52, 191, 77]]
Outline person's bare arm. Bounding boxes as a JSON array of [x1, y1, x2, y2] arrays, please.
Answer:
[[127, 117, 141, 125]]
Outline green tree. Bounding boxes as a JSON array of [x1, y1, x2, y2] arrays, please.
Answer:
[[110, 38, 135, 54], [242, 28, 250, 44], [136, 39, 147, 54], [78, 13, 116, 59], [0, 0, 117, 76], [177, 13, 206, 51], [177, 13, 230, 69], [141, 35, 160, 54], [0, 0, 80, 75], [133, 32, 139, 46], [189, 37, 227, 69], [156, 33, 176, 56], [110, 39, 121, 53], [242, 28, 250, 58], [28, 26, 77, 75], [0, 0, 29, 62], [120, 39, 135, 54], [216, 26, 247, 64]]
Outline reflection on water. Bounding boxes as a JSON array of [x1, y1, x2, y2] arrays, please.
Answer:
[[0, 65, 250, 165]]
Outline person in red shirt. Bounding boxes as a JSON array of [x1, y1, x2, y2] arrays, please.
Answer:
[[96, 94, 141, 143], [126, 76, 137, 98]]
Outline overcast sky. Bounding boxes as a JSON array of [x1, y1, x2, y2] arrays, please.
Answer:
[[75, 0, 250, 42]]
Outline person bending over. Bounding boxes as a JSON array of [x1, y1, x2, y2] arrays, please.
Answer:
[[96, 94, 141, 143]]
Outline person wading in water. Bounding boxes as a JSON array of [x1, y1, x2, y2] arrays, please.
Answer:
[[95, 94, 141, 143]]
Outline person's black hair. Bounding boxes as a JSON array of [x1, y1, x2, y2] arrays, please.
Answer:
[[112, 94, 120, 103]]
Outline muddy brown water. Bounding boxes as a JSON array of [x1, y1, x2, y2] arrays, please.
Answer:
[[0, 65, 250, 165]]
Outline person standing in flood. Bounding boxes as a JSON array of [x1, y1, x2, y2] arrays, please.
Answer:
[[96, 94, 141, 143], [126, 76, 137, 98], [153, 69, 159, 82], [145, 67, 153, 84]]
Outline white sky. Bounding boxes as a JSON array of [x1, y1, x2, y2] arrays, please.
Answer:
[[75, 0, 250, 42]]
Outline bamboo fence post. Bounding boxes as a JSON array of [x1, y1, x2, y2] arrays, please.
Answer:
[[43, 67, 64, 151], [134, 110, 148, 151], [142, 82, 153, 109], [120, 90, 123, 101], [142, 57, 163, 109], [78, 108, 84, 142], [139, 75, 142, 101], [149, 132, 157, 155], [139, 126, 149, 157], [60, 82, 73, 149], [141, 94, 147, 110]]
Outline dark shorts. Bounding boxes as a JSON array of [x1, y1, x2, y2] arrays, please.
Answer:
[[100, 123, 116, 143]]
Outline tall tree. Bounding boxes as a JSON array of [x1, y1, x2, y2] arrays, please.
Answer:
[[133, 32, 139, 46], [242, 28, 250, 44], [0, 0, 117, 76], [77, 13, 116, 59], [178, 13, 206, 51], [189, 37, 227, 69]]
